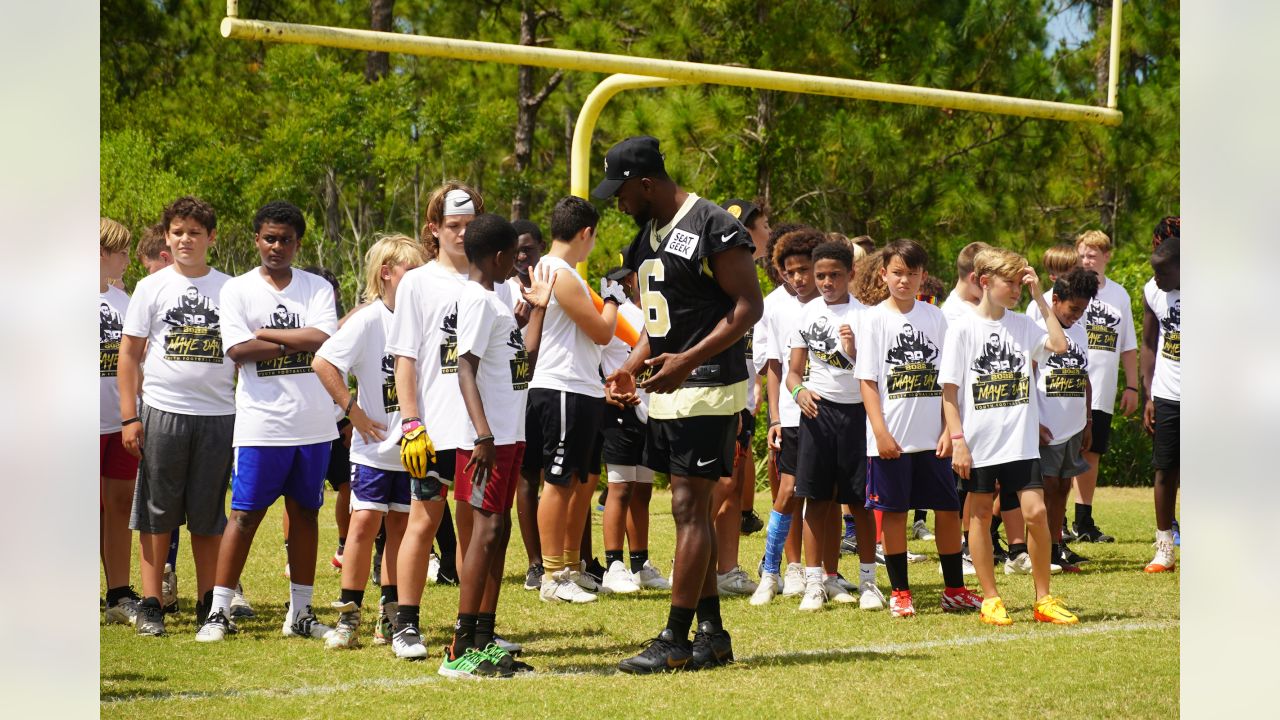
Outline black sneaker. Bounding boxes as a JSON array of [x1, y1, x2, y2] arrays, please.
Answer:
[[435, 565, 460, 586], [991, 538, 1009, 564], [584, 557, 607, 586], [740, 510, 765, 535], [688, 621, 733, 670], [618, 628, 692, 674], [1062, 544, 1089, 564], [840, 535, 858, 555], [523, 564, 545, 590], [1062, 518, 1077, 542], [136, 598, 166, 637], [1072, 522, 1115, 543]]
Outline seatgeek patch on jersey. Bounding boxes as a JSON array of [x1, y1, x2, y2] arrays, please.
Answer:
[[665, 229, 700, 260]]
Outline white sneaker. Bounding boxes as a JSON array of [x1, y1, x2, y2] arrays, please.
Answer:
[[911, 520, 936, 541], [834, 574, 856, 593], [962, 556, 977, 576], [195, 609, 232, 643], [907, 550, 927, 564], [104, 595, 140, 625], [1145, 537, 1176, 573], [392, 625, 429, 659], [282, 603, 333, 639], [1004, 551, 1033, 575], [858, 580, 886, 610], [601, 561, 641, 594], [750, 572, 780, 606], [553, 570, 597, 603], [799, 579, 827, 611], [824, 577, 857, 604], [717, 566, 759, 596], [324, 601, 361, 649], [161, 563, 178, 611], [427, 554, 440, 584], [634, 560, 671, 590], [230, 584, 255, 618], [539, 574, 562, 603], [782, 563, 806, 596], [572, 567, 609, 594]]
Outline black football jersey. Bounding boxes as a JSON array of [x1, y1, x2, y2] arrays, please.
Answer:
[[623, 195, 757, 387]]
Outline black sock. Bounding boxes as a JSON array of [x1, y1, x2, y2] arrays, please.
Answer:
[[913, 509, 927, 524], [396, 604, 420, 630], [1051, 543, 1062, 562], [939, 552, 964, 589], [201, 589, 214, 614], [629, 549, 649, 574], [885, 552, 910, 591], [695, 595, 722, 628], [605, 549, 624, 568], [990, 513, 1003, 538], [381, 585, 398, 605], [1075, 502, 1093, 526], [665, 605, 696, 644], [140, 596, 161, 609], [105, 586, 134, 605], [1009, 542, 1028, 557], [436, 502, 458, 574], [339, 587, 364, 607], [741, 510, 752, 519], [475, 612, 496, 649], [374, 519, 387, 555], [453, 613, 478, 655], [337, 537, 346, 555]]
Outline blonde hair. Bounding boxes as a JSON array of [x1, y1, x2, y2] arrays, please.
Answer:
[[138, 223, 169, 261], [421, 181, 484, 260], [1076, 229, 1112, 254], [851, 248, 890, 306], [1041, 243, 1079, 276], [973, 247, 1028, 283], [956, 241, 991, 276], [363, 234, 428, 303], [100, 217, 131, 253], [826, 232, 867, 263]]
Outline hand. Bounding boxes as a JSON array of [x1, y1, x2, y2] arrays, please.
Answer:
[[1119, 387, 1139, 415], [838, 323, 855, 360], [600, 277, 628, 305], [1020, 266, 1042, 293], [399, 422, 437, 479], [521, 264, 554, 309], [795, 387, 819, 419], [767, 423, 782, 451], [639, 352, 696, 394], [348, 405, 388, 445], [1038, 424, 1053, 446], [605, 369, 639, 407], [1143, 399, 1156, 435], [1082, 422, 1093, 453], [513, 299, 531, 327], [936, 430, 953, 459], [340, 422, 353, 449], [465, 438, 496, 485], [875, 429, 902, 460], [951, 439, 972, 480], [121, 421, 144, 459]]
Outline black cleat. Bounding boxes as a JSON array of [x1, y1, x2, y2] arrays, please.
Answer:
[[1062, 544, 1089, 564], [1062, 518, 1077, 542], [688, 621, 734, 670], [1072, 522, 1115, 543], [584, 557, 607, 586], [740, 510, 765, 535], [618, 628, 692, 674]]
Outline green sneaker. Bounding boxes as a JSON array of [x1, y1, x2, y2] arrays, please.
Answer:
[[479, 642, 534, 674], [438, 646, 509, 679]]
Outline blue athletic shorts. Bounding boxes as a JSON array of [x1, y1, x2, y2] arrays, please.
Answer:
[[866, 450, 961, 513], [350, 463, 412, 513], [231, 443, 332, 512]]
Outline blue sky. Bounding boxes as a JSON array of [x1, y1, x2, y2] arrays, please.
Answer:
[[1044, 1, 1094, 52]]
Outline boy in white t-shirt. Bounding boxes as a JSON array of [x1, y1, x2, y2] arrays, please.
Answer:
[[99, 217, 141, 626], [1141, 236, 1180, 572], [312, 235, 425, 649], [858, 239, 983, 618], [196, 201, 340, 643], [940, 247, 1078, 626]]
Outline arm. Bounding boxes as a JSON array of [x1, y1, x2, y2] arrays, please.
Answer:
[[313, 355, 386, 445], [116, 335, 146, 458], [942, 384, 970, 479], [457, 353, 495, 483], [1118, 348, 1140, 415], [765, 358, 782, 450], [254, 326, 330, 352], [520, 264, 554, 368], [1082, 377, 1094, 452], [1141, 299, 1159, 433], [1025, 268, 1067, 354], [607, 330, 649, 408], [786, 346, 818, 418], [553, 269, 618, 345], [394, 355, 421, 423], [860, 378, 902, 460]]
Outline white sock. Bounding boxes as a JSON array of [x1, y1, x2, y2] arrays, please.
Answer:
[[859, 563, 876, 585], [804, 566, 824, 585], [210, 585, 235, 619], [289, 583, 314, 620]]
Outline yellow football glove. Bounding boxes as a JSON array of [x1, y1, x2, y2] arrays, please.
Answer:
[[399, 419, 436, 479]]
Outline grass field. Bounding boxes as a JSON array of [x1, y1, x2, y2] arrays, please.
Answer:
[[101, 487, 1178, 718]]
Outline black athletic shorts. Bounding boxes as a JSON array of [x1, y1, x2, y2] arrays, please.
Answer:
[[1088, 409, 1113, 455], [736, 408, 755, 451], [410, 448, 455, 502], [1152, 398, 1180, 470], [965, 459, 1043, 510], [646, 414, 736, 480], [777, 426, 800, 476], [794, 399, 867, 505], [522, 388, 605, 486], [602, 404, 647, 467], [326, 421, 351, 490]]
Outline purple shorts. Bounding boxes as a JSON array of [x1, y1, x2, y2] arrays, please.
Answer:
[[349, 463, 412, 513], [866, 451, 961, 513], [230, 443, 331, 512]]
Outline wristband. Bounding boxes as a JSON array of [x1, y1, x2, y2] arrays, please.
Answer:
[[401, 418, 423, 433], [790, 384, 805, 400], [950, 433, 964, 440], [121, 417, 140, 427], [1124, 386, 1138, 392], [768, 420, 781, 428], [602, 296, 622, 306], [344, 394, 356, 416], [474, 434, 495, 445]]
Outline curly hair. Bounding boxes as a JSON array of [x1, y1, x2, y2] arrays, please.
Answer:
[[851, 248, 889, 306], [762, 223, 805, 285], [1051, 266, 1099, 302], [771, 227, 825, 274], [1152, 216, 1180, 249], [163, 196, 217, 233], [253, 201, 305, 238]]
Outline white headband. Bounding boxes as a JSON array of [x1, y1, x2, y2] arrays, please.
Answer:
[[443, 189, 476, 217]]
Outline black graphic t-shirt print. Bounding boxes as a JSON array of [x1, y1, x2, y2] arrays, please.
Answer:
[[884, 322, 941, 398], [1160, 299, 1180, 361], [800, 316, 852, 370], [1085, 299, 1121, 352], [440, 304, 459, 375], [507, 327, 531, 390], [970, 332, 1030, 409], [160, 285, 224, 364], [100, 302, 124, 377], [257, 303, 315, 377], [1044, 336, 1088, 398], [381, 353, 399, 413]]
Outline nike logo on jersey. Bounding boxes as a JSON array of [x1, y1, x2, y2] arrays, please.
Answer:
[[720, 231, 738, 243], [696, 458, 715, 468]]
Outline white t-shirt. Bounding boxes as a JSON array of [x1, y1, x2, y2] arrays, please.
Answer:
[[456, 281, 529, 448], [762, 286, 811, 427], [1027, 277, 1137, 413], [122, 266, 236, 418], [600, 301, 649, 422], [939, 310, 1050, 467], [220, 268, 339, 447], [940, 289, 976, 325], [100, 285, 130, 434], [855, 301, 948, 455], [1144, 279, 1180, 402], [528, 256, 605, 397], [1033, 317, 1091, 444], [315, 300, 402, 470], [384, 261, 471, 451], [789, 294, 865, 404]]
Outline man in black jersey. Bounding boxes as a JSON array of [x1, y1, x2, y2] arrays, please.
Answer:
[[595, 136, 764, 673]]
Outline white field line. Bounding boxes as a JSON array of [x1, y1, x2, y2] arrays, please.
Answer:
[[102, 619, 1175, 705]]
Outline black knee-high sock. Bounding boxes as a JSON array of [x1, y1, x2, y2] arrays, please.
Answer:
[[885, 552, 910, 591], [913, 509, 927, 524], [436, 502, 458, 574], [374, 519, 387, 556]]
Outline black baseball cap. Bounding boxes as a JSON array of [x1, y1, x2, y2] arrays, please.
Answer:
[[605, 266, 634, 282], [720, 198, 760, 225], [591, 136, 667, 199]]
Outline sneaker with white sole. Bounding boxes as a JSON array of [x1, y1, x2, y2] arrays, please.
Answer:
[[799, 580, 827, 611], [230, 584, 255, 618], [325, 601, 361, 649], [393, 625, 429, 659], [907, 549, 927, 564], [282, 604, 332, 639], [940, 586, 984, 612], [546, 569, 597, 603], [331, 550, 343, 570], [823, 577, 857, 604], [911, 520, 935, 541], [494, 635, 523, 656], [195, 609, 233, 643], [104, 593, 141, 625], [601, 561, 641, 594], [539, 574, 562, 603], [962, 555, 977, 576], [523, 564, 544, 590], [834, 573, 856, 593], [161, 564, 178, 613], [889, 589, 916, 617], [427, 554, 440, 584], [750, 572, 781, 606], [717, 566, 758, 596], [633, 561, 671, 590], [135, 599, 167, 636], [874, 544, 887, 566], [374, 601, 396, 645], [1004, 551, 1033, 575], [1145, 537, 1176, 573], [782, 563, 806, 596], [859, 580, 886, 610], [572, 566, 609, 594]]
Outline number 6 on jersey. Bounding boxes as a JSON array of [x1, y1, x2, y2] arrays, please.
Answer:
[[639, 258, 671, 338]]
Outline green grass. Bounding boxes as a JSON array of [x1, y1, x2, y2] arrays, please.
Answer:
[[101, 487, 1178, 718]]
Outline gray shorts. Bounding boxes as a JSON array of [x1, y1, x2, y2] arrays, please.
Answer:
[[129, 404, 234, 535], [1039, 428, 1093, 480]]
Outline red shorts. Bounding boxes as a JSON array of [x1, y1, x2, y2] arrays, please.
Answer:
[[100, 432, 140, 481], [454, 442, 525, 514]]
